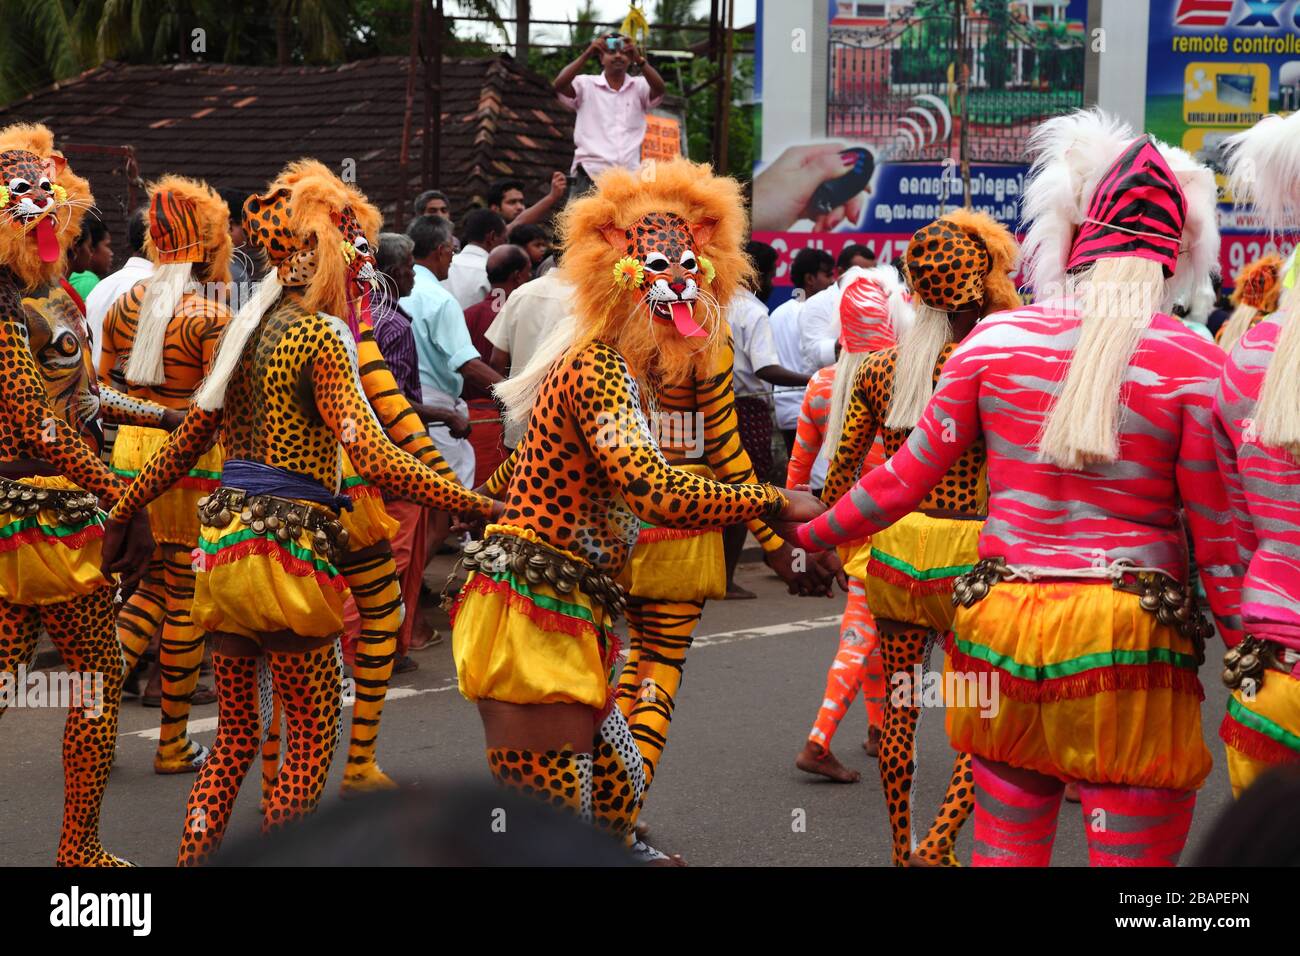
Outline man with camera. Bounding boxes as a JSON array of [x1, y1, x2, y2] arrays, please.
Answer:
[[553, 32, 666, 195]]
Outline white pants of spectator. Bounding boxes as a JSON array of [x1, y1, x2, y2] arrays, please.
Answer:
[[421, 386, 476, 488]]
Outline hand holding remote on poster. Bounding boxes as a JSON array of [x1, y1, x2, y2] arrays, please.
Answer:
[[752, 0, 1088, 308]]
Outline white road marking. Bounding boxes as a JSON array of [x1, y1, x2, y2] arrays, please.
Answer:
[[121, 615, 843, 741], [692, 614, 843, 648]]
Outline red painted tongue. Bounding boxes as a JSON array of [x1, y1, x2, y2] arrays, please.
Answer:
[[34, 216, 60, 263], [668, 300, 706, 338]]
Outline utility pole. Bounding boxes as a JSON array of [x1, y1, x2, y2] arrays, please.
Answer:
[[516, 0, 531, 61], [956, 0, 971, 208]]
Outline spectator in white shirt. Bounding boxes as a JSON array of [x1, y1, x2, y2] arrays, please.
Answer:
[[768, 247, 834, 453], [554, 33, 666, 194], [730, 241, 812, 480], [799, 243, 877, 372], [485, 269, 576, 448], [445, 209, 506, 311], [85, 206, 153, 371], [723, 241, 813, 597]]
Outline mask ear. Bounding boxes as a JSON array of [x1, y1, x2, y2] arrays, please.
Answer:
[[44, 153, 67, 179], [691, 217, 718, 248], [598, 221, 627, 248]]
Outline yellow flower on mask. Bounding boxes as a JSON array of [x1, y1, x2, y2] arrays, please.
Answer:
[[50, 184, 67, 203], [697, 255, 716, 284], [613, 256, 645, 289]]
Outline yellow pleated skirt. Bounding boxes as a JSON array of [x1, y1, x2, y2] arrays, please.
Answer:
[[111, 424, 223, 546], [0, 475, 108, 606], [1219, 665, 1300, 798], [617, 463, 726, 603], [192, 501, 349, 639], [945, 580, 1210, 791], [452, 526, 620, 709], [865, 511, 982, 631], [338, 454, 399, 550]]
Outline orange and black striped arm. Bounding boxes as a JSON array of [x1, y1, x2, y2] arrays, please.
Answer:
[[356, 322, 457, 481], [480, 447, 518, 499], [694, 336, 785, 553]]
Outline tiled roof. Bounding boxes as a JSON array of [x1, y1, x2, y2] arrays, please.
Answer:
[[0, 55, 575, 257]]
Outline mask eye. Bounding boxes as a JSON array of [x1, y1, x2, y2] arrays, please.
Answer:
[[680, 251, 697, 271], [352, 236, 369, 255], [37, 178, 51, 192], [644, 253, 670, 272], [9, 178, 30, 195]]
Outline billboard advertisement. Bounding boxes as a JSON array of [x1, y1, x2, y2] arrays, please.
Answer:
[[1146, 0, 1299, 283], [753, 0, 1087, 305]]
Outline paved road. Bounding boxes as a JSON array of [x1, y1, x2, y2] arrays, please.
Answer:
[[0, 560, 1233, 866]]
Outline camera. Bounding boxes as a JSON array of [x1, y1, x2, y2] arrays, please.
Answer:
[[604, 36, 624, 52]]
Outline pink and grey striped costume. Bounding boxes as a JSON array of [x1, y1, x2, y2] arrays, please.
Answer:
[[1213, 316, 1300, 792]]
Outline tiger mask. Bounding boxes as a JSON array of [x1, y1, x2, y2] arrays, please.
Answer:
[[557, 157, 751, 388], [0, 124, 92, 289]]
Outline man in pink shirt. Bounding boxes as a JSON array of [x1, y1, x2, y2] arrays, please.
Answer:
[[553, 33, 666, 194]]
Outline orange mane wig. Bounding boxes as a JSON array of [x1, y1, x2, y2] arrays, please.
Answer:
[[1231, 253, 1283, 312], [556, 157, 751, 384], [264, 159, 381, 319], [0, 123, 92, 290]]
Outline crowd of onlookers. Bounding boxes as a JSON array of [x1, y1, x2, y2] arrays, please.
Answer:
[[67, 28, 729, 686]]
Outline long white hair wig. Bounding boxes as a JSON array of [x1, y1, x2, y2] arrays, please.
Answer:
[[1022, 108, 1221, 468], [1227, 110, 1300, 459]]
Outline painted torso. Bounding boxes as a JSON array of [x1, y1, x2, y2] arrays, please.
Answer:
[[1215, 315, 1300, 648]]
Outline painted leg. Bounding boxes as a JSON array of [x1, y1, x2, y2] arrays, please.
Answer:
[[615, 598, 703, 792], [970, 756, 1064, 867], [798, 579, 878, 783], [258, 660, 281, 812], [177, 650, 261, 867], [336, 541, 400, 794], [876, 622, 931, 865], [1077, 783, 1195, 867], [487, 747, 593, 820], [261, 641, 344, 833], [42, 589, 131, 867], [116, 553, 166, 674], [0, 599, 40, 721], [591, 706, 648, 841], [911, 751, 975, 866], [153, 547, 210, 773]]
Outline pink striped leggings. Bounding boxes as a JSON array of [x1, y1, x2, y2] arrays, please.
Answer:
[[971, 756, 1195, 867]]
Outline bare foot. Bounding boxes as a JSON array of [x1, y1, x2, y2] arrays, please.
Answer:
[[725, 583, 756, 600], [863, 724, 881, 758], [1064, 781, 1081, 803], [796, 741, 861, 782]]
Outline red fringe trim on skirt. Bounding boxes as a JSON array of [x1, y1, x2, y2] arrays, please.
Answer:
[[204, 536, 347, 591], [1219, 712, 1300, 764], [636, 526, 709, 544], [451, 573, 603, 642], [866, 557, 959, 595], [948, 645, 1205, 704], [0, 523, 104, 554]]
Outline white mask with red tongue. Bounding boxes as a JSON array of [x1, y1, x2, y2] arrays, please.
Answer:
[[33, 216, 60, 263], [667, 299, 707, 338]]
